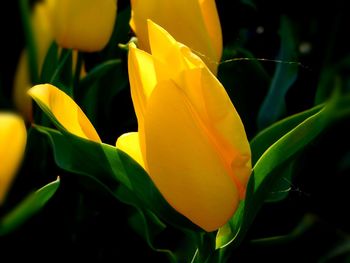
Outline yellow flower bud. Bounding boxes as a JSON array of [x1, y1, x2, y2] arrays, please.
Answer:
[[0, 113, 27, 205], [130, 0, 222, 74], [117, 21, 251, 231], [50, 0, 117, 52]]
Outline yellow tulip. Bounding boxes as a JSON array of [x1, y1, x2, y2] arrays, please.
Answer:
[[117, 21, 251, 231], [13, 0, 53, 122], [0, 113, 27, 205], [50, 0, 117, 52], [130, 0, 222, 74]]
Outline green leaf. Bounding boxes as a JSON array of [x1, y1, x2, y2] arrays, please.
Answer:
[[240, 0, 256, 9], [40, 41, 59, 83], [251, 103, 323, 164], [19, 0, 39, 84], [76, 59, 125, 124], [128, 209, 177, 262], [102, 6, 131, 58], [257, 16, 299, 130], [34, 125, 199, 232], [0, 177, 60, 235], [263, 161, 294, 202], [216, 92, 350, 249], [250, 213, 316, 246], [50, 48, 73, 97]]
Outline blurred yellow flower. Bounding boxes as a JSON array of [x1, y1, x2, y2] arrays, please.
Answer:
[[130, 0, 222, 74], [0, 113, 27, 205], [117, 21, 251, 231], [13, 0, 53, 122], [50, 0, 117, 52]]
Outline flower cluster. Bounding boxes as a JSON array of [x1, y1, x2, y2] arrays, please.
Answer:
[[1, 0, 349, 262]]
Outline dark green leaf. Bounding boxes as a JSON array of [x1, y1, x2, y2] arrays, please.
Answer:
[[216, 92, 350, 249], [19, 0, 38, 84], [0, 177, 60, 235], [34, 125, 198, 232], [128, 209, 177, 262], [40, 41, 59, 83], [250, 213, 316, 246], [251, 103, 323, 164], [257, 16, 299, 130], [50, 49, 73, 97], [76, 59, 125, 123], [263, 161, 294, 202]]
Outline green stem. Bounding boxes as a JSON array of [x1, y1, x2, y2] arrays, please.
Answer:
[[73, 51, 84, 94], [19, 0, 39, 84]]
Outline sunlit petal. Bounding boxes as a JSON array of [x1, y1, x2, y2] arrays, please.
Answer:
[[144, 79, 239, 231], [28, 84, 101, 143], [116, 132, 145, 169]]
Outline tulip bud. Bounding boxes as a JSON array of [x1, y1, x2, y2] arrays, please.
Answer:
[[50, 0, 117, 52], [130, 0, 222, 74], [117, 21, 251, 231]]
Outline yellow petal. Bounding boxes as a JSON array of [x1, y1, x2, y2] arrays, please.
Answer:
[[199, 68, 252, 191], [147, 20, 187, 76], [0, 113, 27, 205], [51, 0, 117, 52], [199, 0, 222, 62], [130, 0, 221, 74], [146, 20, 206, 81], [128, 44, 157, 127], [116, 132, 145, 169], [143, 79, 239, 231], [28, 84, 101, 143], [179, 68, 252, 194]]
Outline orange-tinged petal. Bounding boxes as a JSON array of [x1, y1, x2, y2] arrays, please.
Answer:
[[116, 132, 145, 169], [143, 79, 239, 232], [179, 68, 252, 193], [28, 84, 101, 143], [199, 68, 252, 190], [130, 0, 221, 74], [0, 113, 27, 205], [51, 0, 117, 52]]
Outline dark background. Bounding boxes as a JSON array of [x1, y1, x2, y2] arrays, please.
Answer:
[[1, 0, 350, 262]]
